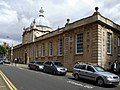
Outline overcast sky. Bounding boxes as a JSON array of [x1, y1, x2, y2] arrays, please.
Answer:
[[0, 0, 120, 46]]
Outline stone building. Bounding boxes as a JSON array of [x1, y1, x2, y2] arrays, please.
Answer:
[[10, 7, 120, 71]]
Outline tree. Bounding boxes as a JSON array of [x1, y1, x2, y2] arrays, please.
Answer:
[[0, 45, 7, 58]]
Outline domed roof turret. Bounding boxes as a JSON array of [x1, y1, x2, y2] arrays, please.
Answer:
[[35, 7, 51, 28]]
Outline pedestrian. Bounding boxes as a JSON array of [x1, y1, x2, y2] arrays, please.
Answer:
[[111, 60, 118, 74], [14, 58, 17, 66]]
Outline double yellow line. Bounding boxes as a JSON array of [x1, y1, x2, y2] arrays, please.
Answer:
[[0, 70, 17, 90]]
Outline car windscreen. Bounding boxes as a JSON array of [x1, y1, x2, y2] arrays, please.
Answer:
[[54, 62, 64, 67], [36, 62, 43, 65], [94, 66, 105, 72]]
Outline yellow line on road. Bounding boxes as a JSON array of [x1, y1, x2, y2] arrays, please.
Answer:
[[0, 70, 17, 90]]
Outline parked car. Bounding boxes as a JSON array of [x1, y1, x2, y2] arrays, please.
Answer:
[[28, 61, 44, 71], [73, 63, 120, 86], [0, 58, 3, 64], [43, 61, 67, 75]]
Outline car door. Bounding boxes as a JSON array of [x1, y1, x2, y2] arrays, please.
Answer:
[[33, 62, 37, 69], [30, 61, 35, 69], [44, 61, 50, 72], [77, 64, 87, 79], [84, 65, 96, 81], [49, 62, 54, 73]]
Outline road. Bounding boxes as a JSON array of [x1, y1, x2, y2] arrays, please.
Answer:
[[0, 65, 120, 90]]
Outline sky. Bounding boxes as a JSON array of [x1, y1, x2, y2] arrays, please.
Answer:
[[0, 0, 120, 46]]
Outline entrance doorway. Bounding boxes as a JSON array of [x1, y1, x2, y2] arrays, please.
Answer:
[[25, 53, 27, 64]]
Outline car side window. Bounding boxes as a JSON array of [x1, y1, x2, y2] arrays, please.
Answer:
[[31, 61, 35, 64], [79, 65, 86, 70], [74, 65, 79, 69], [87, 66, 95, 72], [74, 65, 86, 70], [45, 62, 50, 65]]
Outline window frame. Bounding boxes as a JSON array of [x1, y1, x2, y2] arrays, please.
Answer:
[[41, 43, 45, 57], [118, 37, 120, 55], [58, 39, 62, 56], [49, 41, 53, 56], [76, 33, 83, 54], [35, 45, 39, 57], [107, 32, 112, 54]]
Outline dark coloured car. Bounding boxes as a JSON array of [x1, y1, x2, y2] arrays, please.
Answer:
[[28, 61, 44, 71], [43, 61, 67, 75]]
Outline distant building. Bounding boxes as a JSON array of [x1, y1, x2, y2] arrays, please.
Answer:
[[10, 7, 120, 71]]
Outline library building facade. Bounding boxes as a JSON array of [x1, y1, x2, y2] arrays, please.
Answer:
[[9, 7, 120, 71]]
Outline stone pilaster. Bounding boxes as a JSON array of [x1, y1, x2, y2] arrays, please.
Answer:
[[91, 24, 99, 63], [64, 33, 69, 64], [97, 26, 102, 66]]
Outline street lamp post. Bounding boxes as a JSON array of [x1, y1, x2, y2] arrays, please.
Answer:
[[7, 36, 13, 64], [11, 43, 13, 64]]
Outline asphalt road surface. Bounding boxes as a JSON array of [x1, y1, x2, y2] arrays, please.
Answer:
[[0, 65, 120, 90]]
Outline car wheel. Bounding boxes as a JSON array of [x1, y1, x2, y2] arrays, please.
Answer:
[[43, 69, 46, 73], [97, 78, 104, 86], [74, 74, 79, 80], [35, 67, 39, 71], [29, 66, 31, 70], [52, 70, 56, 75], [63, 73, 66, 76]]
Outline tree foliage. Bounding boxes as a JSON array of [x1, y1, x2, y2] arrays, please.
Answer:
[[0, 45, 7, 56]]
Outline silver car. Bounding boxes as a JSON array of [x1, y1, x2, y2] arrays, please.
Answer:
[[28, 61, 44, 71], [73, 63, 120, 86], [0, 58, 3, 64]]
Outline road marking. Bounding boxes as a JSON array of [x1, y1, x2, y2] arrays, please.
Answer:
[[0, 70, 17, 90], [67, 80, 94, 89]]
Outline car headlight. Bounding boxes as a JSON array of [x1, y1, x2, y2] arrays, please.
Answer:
[[57, 68, 62, 71], [39, 66, 43, 69], [106, 76, 113, 80], [65, 68, 67, 71]]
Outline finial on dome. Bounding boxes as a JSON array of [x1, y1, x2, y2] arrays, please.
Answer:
[[33, 19, 36, 24], [65, 18, 70, 26], [23, 26, 26, 30], [93, 7, 100, 16], [95, 7, 99, 12], [39, 7, 44, 14], [67, 19, 70, 23], [58, 26, 60, 30]]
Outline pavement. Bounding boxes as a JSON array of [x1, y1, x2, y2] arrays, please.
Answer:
[[7, 63, 28, 69]]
